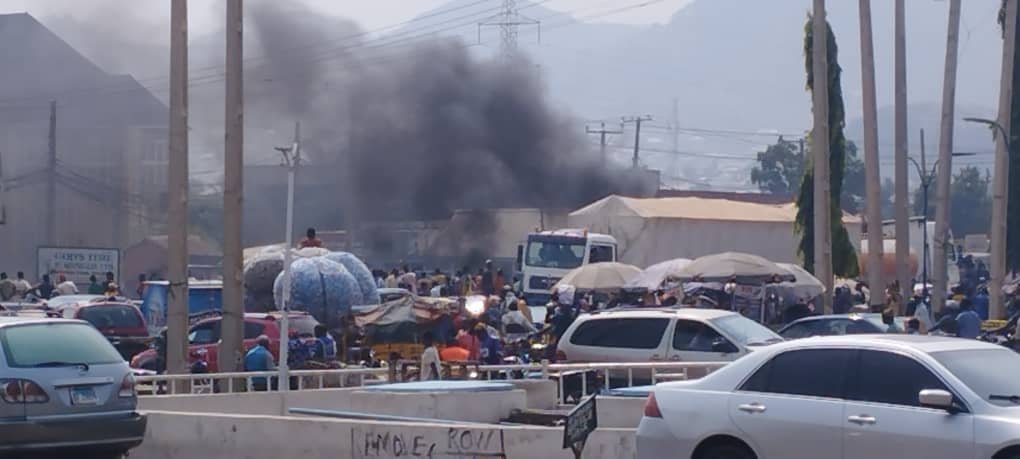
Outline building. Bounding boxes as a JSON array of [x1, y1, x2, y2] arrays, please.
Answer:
[[122, 235, 222, 298], [0, 13, 168, 276]]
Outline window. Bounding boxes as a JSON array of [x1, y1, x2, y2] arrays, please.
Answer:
[[711, 314, 782, 346], [933, 349, 1020, 407], [525, 236, 586, 269], [568, 318, 669, 349], [740, 349, 853, 399], [673, 320, 724, 352], [79, 305, 144, 329], [244, 322, 266, 339], [588, 245, 615, 263], [851, 350, 950, 407], [0, 323, 123, 367], [188, 321, 220, 345]]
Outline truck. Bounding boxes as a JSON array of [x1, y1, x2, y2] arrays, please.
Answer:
[[516, 229, 618, 305]]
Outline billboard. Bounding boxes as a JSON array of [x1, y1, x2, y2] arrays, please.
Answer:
[[36, 246, 120, 286]]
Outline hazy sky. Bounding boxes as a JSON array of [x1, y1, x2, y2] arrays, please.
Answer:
[[0, 0, 694, 33]]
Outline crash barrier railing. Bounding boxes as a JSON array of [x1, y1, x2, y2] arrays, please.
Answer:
[[135, 361, 729, 402]]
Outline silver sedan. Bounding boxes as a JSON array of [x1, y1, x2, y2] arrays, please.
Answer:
[[637, 334, 1020, 459]]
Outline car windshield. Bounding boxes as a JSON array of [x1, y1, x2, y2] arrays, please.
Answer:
[[932, 348, 1020, 407], [526, 236, 585, 269], [711, 314, 783, 346], [79, 305, 143, 330], [0, 322, 124, 367]]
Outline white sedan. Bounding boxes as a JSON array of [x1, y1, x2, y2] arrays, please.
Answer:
[[637, 334, 1020, 459]]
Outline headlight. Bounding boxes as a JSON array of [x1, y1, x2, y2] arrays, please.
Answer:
[[465, 296, 486, 316]]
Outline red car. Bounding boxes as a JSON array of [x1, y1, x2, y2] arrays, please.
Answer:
[[56, 300, 151, 360], [130, 311, 321, 373]]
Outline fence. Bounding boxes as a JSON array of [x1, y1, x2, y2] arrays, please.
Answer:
[[135, 361, 728, 402]]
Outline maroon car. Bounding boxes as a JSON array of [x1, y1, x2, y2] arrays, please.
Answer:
[[57, 301, 151, 360]]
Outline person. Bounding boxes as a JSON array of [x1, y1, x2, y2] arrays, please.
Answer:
[[298, 227, 323, 248], [517, 299, 533, 325], [905, 318, 921, 335], [502, 301, 538, 337], [103, 283, 120, 299], [911, 290, 934, 334], [55, 274, 78, 296], [103, 272, 116, 291], [440, 338, 470, 362], [419, 332, 442, 381], [398, 265, 416, 292], [384, 269, 399, 289], [244, 335, 276, 391], [87, 274, 104, 295], [973, 287, 990, 320], [476, 326, 502, 365], [431, 269, 447, 289], [456, 323, 481, 361], [481, 260, 495, 296], [494, 268, 506, 294], [136, 273, 147, 299], [955, 298, 982, 339], [13, 272, 31, 299], [34, 274, 55, 300], [313, 325, 337, 362], [881, 308, 898, 333], [0, 273, 15, 301]]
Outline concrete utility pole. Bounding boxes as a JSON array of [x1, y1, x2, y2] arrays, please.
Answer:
[[859, 0, 884, 309], [622, 116, 653, 169], [47, 100, 56, 245], [932, 0, 963, 314], [991, 0, 1017, 320], [586, 122, 623, 166], [894, 0, 912, 301], [166, 0, 190, 376], [812, 0, 834, 314], [219, 0, 244, 373]]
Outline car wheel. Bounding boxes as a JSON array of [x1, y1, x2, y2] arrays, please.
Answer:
[[696, 443, 756, 459]]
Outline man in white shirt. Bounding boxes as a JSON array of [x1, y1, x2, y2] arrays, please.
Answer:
[[419, 332, 441, 381], [55, 274, 78, 296], [13, 272, 31, 299], [501, 302, 538, 339]]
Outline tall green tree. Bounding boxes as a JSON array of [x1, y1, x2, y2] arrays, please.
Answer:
[[752, 136, 865, 213], [999, 1, 1020, 274], [796, 15, 859, 278], [912, 166, 993, 238]]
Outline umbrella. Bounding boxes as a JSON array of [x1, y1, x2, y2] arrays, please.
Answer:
[[552, 262, 641, 292], [672, 252, 795, 285], [625, 258, 693, 290], [774, 263, 825, 301]]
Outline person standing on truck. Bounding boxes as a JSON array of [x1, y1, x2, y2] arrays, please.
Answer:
[[299, 227, 323, 248]]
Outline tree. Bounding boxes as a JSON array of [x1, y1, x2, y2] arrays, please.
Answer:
[[912, 166, 992, 237], [796, 15, 860, 278], [751, 137, 803, 195], [999, 1, 1020, 273]]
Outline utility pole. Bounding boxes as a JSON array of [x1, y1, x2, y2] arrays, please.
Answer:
[[622, 115, 652, 169], [47, 100, 56, 245], [920, 129, 929, 291], [478, 0, 540, 61], [0, 150, 6, 225], [990, 0, 1017, 320], [894, 0, 912, 302], [859, 0, 884, 310], [812, 0, 834, 314], [166, 0, 190, 377], [219, 0, 244, 374], [586, 122, 622, 166], [931, 0, 963, 314], [275, 122, 301, 393]]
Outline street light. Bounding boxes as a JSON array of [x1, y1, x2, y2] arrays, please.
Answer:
[[964, 116, 1010, 319], [907, 152, 976, 296], [274, 122, 301, 393]]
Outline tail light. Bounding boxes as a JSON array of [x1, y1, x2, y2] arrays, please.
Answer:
[[1, 379, 50, 404], [644, 392, 662, 418], [119, 373, 136, 398], [555, 349, 567, 362]]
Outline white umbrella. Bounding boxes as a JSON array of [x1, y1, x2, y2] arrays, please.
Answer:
[[552, 262, 641, 292], [625, 258, 692, 290], [775, 263, 825, 301], [672, 252, 795, 285]]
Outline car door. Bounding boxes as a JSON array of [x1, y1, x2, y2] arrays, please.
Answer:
[[842, 350, 974, 459], [187, 320, 221, 368], [666, 319, 738, 362], [563, 317, 671, 362], [729, 348, 853, 459]]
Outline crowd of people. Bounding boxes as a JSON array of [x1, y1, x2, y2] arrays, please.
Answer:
[[0, 270, 123, 302], [374, 259, 512, 299]]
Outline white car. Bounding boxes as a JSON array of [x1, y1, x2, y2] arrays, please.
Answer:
[[637, 334, 1020, 459], [556, 308, 782, 364]]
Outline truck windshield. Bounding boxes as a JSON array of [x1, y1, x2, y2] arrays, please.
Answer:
[[526, 236, 586, 269]]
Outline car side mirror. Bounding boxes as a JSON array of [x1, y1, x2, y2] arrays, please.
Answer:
[[919, 389, 955, 412], [711, 338, 739, 354]]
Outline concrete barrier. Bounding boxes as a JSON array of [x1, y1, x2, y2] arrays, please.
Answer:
[[136, 411, 635, 459], [507, 379, 557, 410]]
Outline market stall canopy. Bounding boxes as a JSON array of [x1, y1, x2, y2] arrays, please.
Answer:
[[625, 258, 693, 290], [552, 262, 641, 292], [775, 262, 825, 301], [671, 252, 795, 285]]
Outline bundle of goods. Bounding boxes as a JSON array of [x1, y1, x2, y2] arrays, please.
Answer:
[[274, 256, 363, 327], [242, 246, 330, 311], [323, 251, 381, 305]]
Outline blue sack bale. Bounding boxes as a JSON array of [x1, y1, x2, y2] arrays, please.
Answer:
[[273, 256, 364, 327], [324, 252, 380, 305], [274, 257, 327, 321], [312, 257, 363, 317]]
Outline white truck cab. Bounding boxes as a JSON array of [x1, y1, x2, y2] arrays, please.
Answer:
[[516, 229, 617, 305]]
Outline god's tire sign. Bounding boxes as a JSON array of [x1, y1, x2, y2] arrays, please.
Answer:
[[37, 246, 119, 286]]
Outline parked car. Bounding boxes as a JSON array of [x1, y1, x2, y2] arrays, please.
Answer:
[[56, 301, 150, 361], [44, 294, 107, 310], [777, 313, 897, 339], [0, 317, 145, 457], [556, 308, 782, 364], [637, 334, 1020, 459], [129, 311, 320, 373]]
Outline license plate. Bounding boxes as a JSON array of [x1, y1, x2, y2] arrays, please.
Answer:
[[70, 387, 97, 405]]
